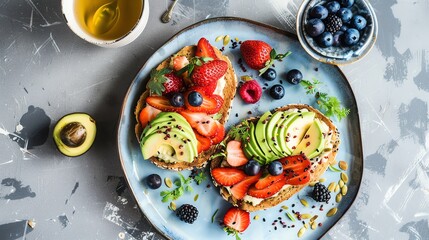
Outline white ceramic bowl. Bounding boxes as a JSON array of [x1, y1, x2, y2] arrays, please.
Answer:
[[61, 0, 149, 48], [296, 0, 378, 65]]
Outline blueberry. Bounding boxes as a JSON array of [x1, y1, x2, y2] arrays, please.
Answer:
[[318, 32, 334, 48], [340, 0, 354, 8], [269, 84, 285, 100], [325, 1, 341, 13], [268, 161, 283, 176], [351, 15, 367, 30], [332, 31, 344, 47], [309, 5, 328, 20], [169, 92, 185, 107], [305, 18, 325, 37], [187, 91, 203, 107], [146, 174, 162, 189], [343, 28, 360, 46], [261, 68, 277, 81], [340, 24, 349, 32], [244, 159, 261, 176], [286, 69, 303, 85], [337, 8, 353, 23]]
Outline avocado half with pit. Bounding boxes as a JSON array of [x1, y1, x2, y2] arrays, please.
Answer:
[[53, 113, 96, 157]]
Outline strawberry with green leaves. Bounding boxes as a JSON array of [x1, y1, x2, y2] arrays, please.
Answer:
[[191, 60, 228, 86], [147, 68, 184, 96], [240, 40, 291, 75], [223, 207, 250, 238]]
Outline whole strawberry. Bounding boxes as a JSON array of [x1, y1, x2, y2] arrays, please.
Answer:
[[147, 68, 184, 96], [191, 60, 228, 86], [240, 40, 291, 75]]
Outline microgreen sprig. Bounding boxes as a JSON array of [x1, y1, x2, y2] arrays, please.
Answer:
[[259, 49, 292, 76], [223, 227, 242, 240], [160, 173, 193, 202], [176, 56, 213, 76]]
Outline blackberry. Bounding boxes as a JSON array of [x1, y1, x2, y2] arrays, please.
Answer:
[[176, 204, 199, 224], [324, 14, 343, 34], [312, 183, 331, 203]]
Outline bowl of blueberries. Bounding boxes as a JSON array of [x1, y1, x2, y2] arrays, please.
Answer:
[[296, 0, 378, 65]]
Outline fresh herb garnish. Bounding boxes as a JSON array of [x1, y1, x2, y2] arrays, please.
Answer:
[[223, 227, 241, 240], [194, 171, 207, 185], [259, 49, 292, 76], [147, 68, 172, 96], [160, 173, 193, 202], [176, 57, 213, 76], [211, 209, 219, 223], [228, 120, 251, 142], [300, 79, 350, 121]]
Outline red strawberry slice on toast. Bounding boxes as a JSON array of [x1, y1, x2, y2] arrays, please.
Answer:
[[188, 84, 218, 96], [223, 207, 250, 233], [210, 121, 225, 145], [139, 105, 162, 129], [278, 154, 312, 185], [172, 55, 189, 72], [254, 173, 285, 190], [212, 168, 246, 186], [230, 173, 261, 200], [226, 140, 249, 167], [184, 91, 223, 115], [146, 96, 185, 112], [247, 177, 287, 199], [195, 37, 218, 60], [194, 130, 211, 153], [180, 111, 219, 137], [191, 60, 228, 87]]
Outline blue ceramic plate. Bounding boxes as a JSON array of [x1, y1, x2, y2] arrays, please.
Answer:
[[118, 17, 363, 240]]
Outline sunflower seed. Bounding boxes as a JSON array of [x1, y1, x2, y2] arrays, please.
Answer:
[[223, 35, 231, 46], [341, 172, 349, 183], [311, 221, 317, 230], [338, 179, 345, 188], [301, 213, 311, 219], [281, 205, 289, 210], [300, 199, 309, 207], [334, 184, 340, 192], [298, 227, 306, 237], [310, 215, 318, 223], [339, 161, 348, 170], [215, 35, 225, 42], [341, 185, 348, 195], [328, 182, 336, 192], [254, 215, 259, 220], [336, 193, 342, 202], [326, 207, 338, 217]]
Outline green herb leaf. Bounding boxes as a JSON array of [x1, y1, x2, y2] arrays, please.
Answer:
[[259, 49, 292, 76], [147, 68, 172, 96], [159, 173, 195, 203], [211, 209, 219, 223], [194, 172, 207, 185], [228, 120, 251, 142], [286, 211, 296, 221]]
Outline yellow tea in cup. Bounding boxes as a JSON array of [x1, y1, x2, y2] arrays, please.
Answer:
[[74, 0, 143, 41]]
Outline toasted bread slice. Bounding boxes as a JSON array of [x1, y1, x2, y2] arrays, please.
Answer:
[[210, 104, 340, 212], [134, 45, 237, 171]]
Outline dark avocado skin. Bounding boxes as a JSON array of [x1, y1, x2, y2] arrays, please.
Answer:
[[53, 113, 96, 157]]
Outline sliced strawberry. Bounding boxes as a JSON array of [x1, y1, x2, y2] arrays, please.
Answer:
[[223, 207, 250, 233], [179, 111, 218, 137], [254, 173, 285, 190], [188, 84, 217, 96], [191, 60, 228, 87], [230, 173, 261, 200], [247, 178, 287, 199], [184, 91, 223, 115], [138, 105, 162, 129], [226, 140, 249, 167], [278, 154, 312, 185], [210, 121, 225, 145], [195, 37, 218, 60], [211, 168, 246, 186], [194, 130, 211, 153], [146, 96, 185, 112], [172, 55, 189, 72]]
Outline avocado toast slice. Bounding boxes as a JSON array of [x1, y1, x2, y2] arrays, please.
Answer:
[[210, 104, 340, 212]]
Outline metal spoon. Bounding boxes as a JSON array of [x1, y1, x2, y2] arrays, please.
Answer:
[[161, 0, 178, 23]]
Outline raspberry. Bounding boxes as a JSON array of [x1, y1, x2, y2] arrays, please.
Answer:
[[239, 80, 262, 104], [176, 204, 199, 224]]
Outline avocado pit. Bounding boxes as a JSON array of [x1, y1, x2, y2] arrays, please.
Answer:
[[60, 122, 87, 147]]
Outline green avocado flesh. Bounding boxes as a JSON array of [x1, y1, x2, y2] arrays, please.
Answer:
[[242, 109, 326, 164], [140, 112, 197, 163], [292, 119, 324, 159], [53, 113, 96, 157]]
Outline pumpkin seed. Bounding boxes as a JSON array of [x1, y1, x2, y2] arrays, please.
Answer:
[[300, 199, 309, 207], [336, 193, 342, 202], [298, 227, 306, 238], [254, 215, 259, 220], [319, 178, 326, 183], [301, 213, 311, 219], [334, 184, 340, 192], [338, 179, 345, 188], [309, 215, 318, 223], [281, 205, 289, 210], [169, 201, 176, 211], [194, 194, 199, 202], [223, 35, 231, 46], [215, 35, 224, 42], [339, 161, 348, 170], [326, 207, 338, 217], [341, 172, 349, 183], [311, 221, 317, 230], [165, 177, 172, 188], [328, 182, 336, 192], [342, 185, 348, 195]]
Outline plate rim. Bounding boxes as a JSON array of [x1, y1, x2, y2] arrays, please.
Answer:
[[116, 16, 364, 240]]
